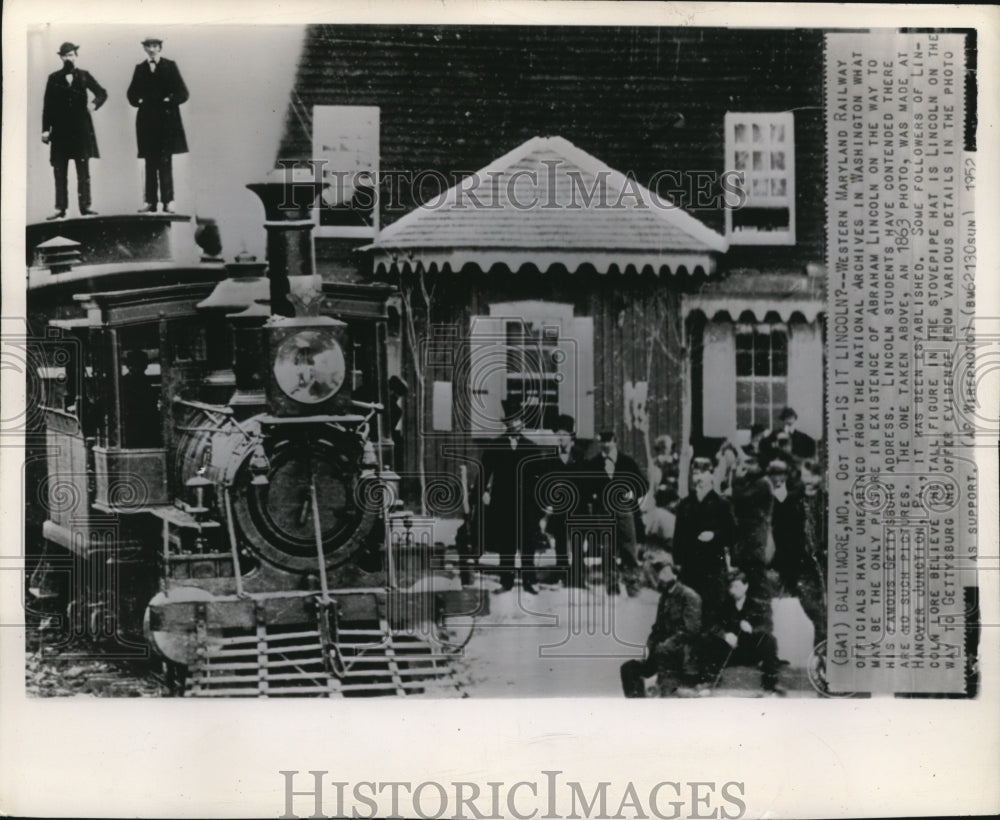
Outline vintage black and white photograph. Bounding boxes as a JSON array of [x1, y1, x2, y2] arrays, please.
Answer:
[[2, 2, 998, 818]]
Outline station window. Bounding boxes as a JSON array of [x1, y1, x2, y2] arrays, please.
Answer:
[[503, 319, 561, 429], [735, 322, 788, 432], [469, 303, 594, 438], [725, 112, 795, 244]]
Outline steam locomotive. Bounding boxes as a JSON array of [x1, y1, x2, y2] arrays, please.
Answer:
[[25, 176, 484, 697]]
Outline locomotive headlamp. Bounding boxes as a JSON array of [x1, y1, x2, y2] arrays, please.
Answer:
[[266, 317, 352, 416], [273, 329, 346, 404]]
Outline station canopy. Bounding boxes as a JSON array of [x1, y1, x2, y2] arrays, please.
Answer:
[[364, 135, 727, 277]]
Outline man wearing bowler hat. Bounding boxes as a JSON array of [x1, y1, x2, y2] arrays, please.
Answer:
[[127, 37, 189, 213], [585, 431, 646, 595], [535, 414, 589, 588], [41, 42, 107, 220]]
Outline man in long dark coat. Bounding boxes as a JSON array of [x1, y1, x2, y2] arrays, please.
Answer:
[[41, 42, 107, 219], [479, 399, 545, 594], [672, 456, 737, 628], [585, 431, 646, 596], [127, 37, 189, 212], [794, 459, 828, 645], [730, 454, 775, 597], [535, 414, 589, 588], [767, 459, 806, 597]]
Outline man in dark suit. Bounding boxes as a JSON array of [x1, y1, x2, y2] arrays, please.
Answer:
[[127, 37, 189, 213], [585, 431, 646, 596], [620, 550, 702, 697], [479, 399, 545, 594], [794, 459, 828, 646], [41, 42, 107, 220], [536, 414, 589, 588], [764, 406, 817, 462], [767, 459, 806, 597], [700, 570, 784, 695], [672, 457, 737, 628], [730, 453, 775, 597], [120, 349, 161, 448]]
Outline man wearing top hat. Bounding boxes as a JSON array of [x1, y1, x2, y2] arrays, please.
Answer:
[[127, 37, 189, 213], [584, 431, 646, 595], [478, 397, 545, 594], [41, 42, 107, 220], [535, 414, 589, 588]]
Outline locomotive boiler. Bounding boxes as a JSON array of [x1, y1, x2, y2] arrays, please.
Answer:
[[27, 175, 483, 697]]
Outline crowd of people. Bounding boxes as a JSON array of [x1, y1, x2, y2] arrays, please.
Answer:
[[474, 400, 646, 596], [467, 401, 829, 697]]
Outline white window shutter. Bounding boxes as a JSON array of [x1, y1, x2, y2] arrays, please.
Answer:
[[468, 316, 507, 435], [560, 316, 594, 439], [702, 320, 736, 438], [432, 380, 453, 431], [787, 320, 823, 440]]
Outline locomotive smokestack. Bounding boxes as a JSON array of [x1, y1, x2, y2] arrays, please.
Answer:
[[246, 168, 326, 317]]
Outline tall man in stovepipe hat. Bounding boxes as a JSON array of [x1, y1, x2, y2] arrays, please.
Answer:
[[478, 397, 545, 595], [41, 42, 108, 220], [127, 37, 189, 213]]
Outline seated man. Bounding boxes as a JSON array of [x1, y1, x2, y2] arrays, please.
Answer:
[[620, 550, 701, 697], [701, 570, 785, 696]]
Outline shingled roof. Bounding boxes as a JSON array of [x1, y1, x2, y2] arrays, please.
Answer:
[[365, 136, 727, 276], [683, 266, 826, 323]]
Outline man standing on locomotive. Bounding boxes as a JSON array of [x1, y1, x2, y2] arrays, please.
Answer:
[[127, 37, 189, 213], [41, 42, 107, 220]]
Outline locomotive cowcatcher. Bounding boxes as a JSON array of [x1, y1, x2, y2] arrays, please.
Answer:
[[27, 174, 485, 696]]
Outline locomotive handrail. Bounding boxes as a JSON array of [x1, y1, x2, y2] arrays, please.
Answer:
[[172, 397, 234, 415], [222, 487, 248, 599], [173, 395, 255, 438], [258, 414, 367, 425]]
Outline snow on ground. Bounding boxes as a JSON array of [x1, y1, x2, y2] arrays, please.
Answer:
[[454, 577, 821, 698]]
